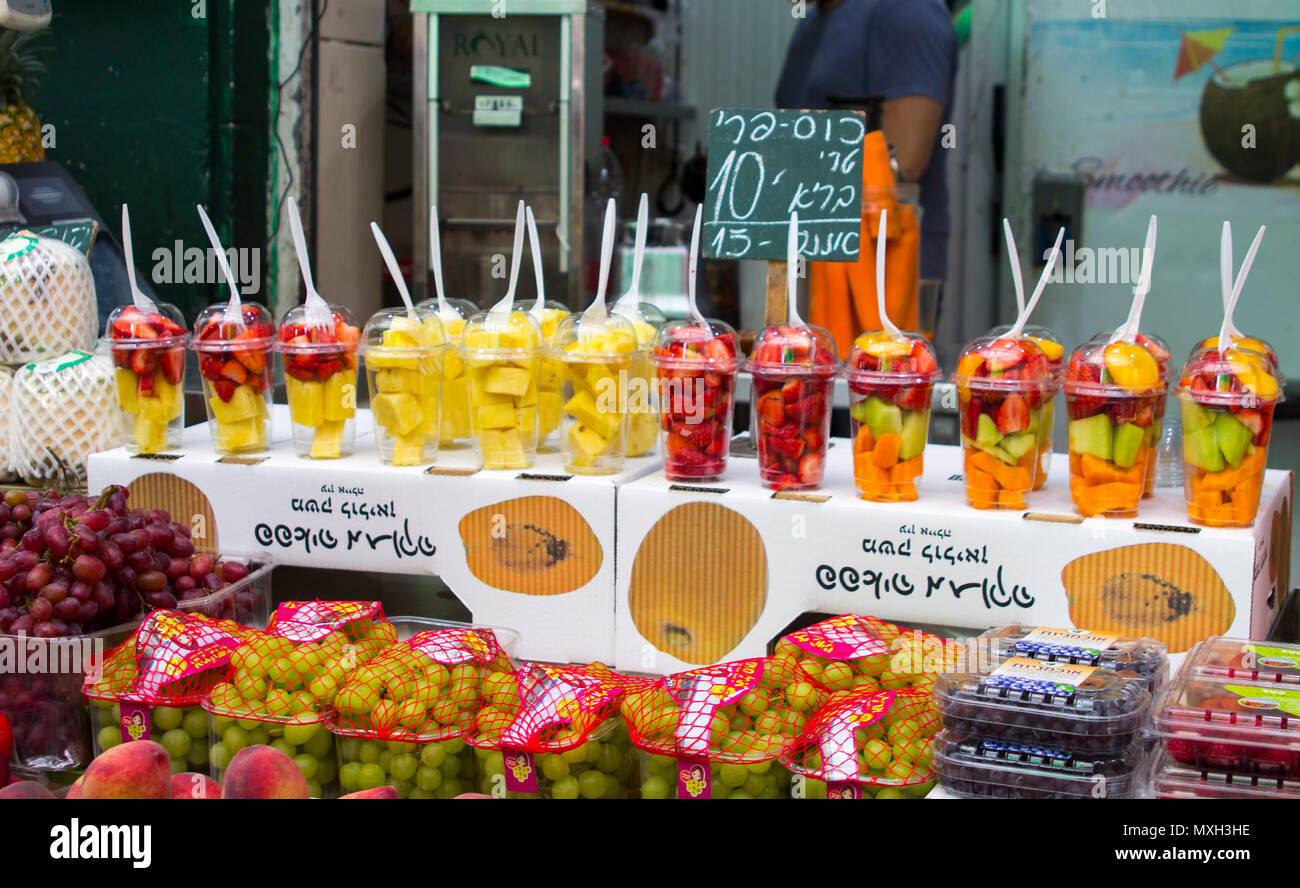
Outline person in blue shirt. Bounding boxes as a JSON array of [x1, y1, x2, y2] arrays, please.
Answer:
[[776, 0, 957, 283]]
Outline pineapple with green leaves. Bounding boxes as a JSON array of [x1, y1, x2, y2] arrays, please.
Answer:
[[0, 30, 46, 164]]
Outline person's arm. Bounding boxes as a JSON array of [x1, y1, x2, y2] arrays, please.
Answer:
[[880, 96, 946, 182]]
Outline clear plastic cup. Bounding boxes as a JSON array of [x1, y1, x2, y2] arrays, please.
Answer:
[[748, 322, 839, 490], [844, 330, 941, 502], [550, 310, 639, 474], [362, 307, 448, 466], [460, 309, 542, 469], [952, 333, 1055, 509], [613, 301, 666, 457], [105, 302, 189, 453], [1063, 337, 1165, 518], [988, 323, 1063, 490], [519, 298, 572, 448], [1174, 343, 1284, 527], [192, 303, 275, 455], [276, 304, 362, 459], [1136, 331, 1172, 497], [416, 297, 478, 446], [651, 318, 740, 482], [1198, 333, 1283, 379]]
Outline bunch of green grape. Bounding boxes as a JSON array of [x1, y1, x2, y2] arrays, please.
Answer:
[[208, 713, 337, 797], [91, 701, 211, 775], [639, 752, 792, 799], [774, 620, 961, 696], [336, 735, 476, 799], [475, 718, 638, 799]]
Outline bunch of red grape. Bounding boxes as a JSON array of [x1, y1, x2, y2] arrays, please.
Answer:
[[0, 486, 250, 639]]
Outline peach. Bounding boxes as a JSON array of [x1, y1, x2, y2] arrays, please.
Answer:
[[81, 740, 171, 799], [65, 777, 84, 799], [454, 793, 496, 799], [0, 780, 55, 799], [339, 786, 399, 799], [221, 745, 310, 799], [171, 772, 221, 799]]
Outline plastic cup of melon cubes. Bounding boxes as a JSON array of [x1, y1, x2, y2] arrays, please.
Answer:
[[362, 307, 448, 466], [105, 302, 189, 453], [89, 701, 213, 776], [520, 298, 572, 448], [1063, 336, 1165, 518], [277, 304, 362, 459], [1174, 344, 1284, 527], [550, 311, 640, 475], [461, 309, 543, 470], [747, 322, 839, 491], [844, 330, 941, 502], [192, 302, 275, 455], [989, 323, 1064, 490], [951, 334, 1055, 510], [613, 300, 666, 458], [652, 318, 740, 482]]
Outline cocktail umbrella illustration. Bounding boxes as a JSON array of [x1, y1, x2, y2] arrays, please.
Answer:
[[1174, 27, 1232, 80]]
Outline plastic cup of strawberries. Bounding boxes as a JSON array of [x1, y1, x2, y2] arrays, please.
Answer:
[[192, 303, 275, 455], [1174, 343, 1284, 527], [1062, 336, 1165, 518], [362, 306, 448, 467], [652, 318, 740, 482], [747, 322, 839, 491], [951, 334, 1055, 510], [844, 330, 941, 503], [276, 304, 362, 459], [105, 303, 190, 454], [989, 323, 1064, 491]]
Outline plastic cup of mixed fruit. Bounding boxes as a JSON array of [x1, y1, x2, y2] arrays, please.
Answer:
[[614, 300, 667, 458], [192, 303, 274, 455], [1062, 336, 1165, 518], [652, 318, 740, 482], [747, 322, 838, 491], [1174, 343, 1283, 527], [460, 309, 543, 470], [276, 304, 362, 459], [550, 310, 640, 474], [362, 306, 448, 466], [844, 331, 941, 502], [105, 302, 189, 453], [416, 297, 478, 446], [1137, 331, 1172, 497], [951, 334, 1055, 509], [520, 298, 572, 448], [988, 324, 1064, 490]]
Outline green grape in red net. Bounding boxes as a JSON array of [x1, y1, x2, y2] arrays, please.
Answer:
[[639, 752, 794, 799], [336, 735, 478, 799]]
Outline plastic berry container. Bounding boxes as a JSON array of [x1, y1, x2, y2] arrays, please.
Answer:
[[192, 302, 276, 455], [1144, 743, 1300, 799], [978, 625, 1168, 693], [933, 731, 1142, 799], [1186, 637, 1300, 684], [934, 658, 1151, 754], [104, 301, 189, 453]]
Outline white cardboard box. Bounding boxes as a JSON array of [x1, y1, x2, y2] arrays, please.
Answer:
[[615, 441, 1293, 673], [87, 406, 660, 664]]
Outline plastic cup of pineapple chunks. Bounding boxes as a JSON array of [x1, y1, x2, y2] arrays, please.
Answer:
[[362, 306, 448, 466], [192, 302, 275, 455], [613, 300, 666, 458], [105, 301, 189, 454], [521, 298, 572, 449], [89, 701, 213, 776], [550, 311, 640, 474], [459, 309, 543, 470], [277, 303, 362, 459], [416, 297, 477, 446]]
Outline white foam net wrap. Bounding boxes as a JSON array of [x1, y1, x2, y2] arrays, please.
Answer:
[[9, 350, 120, 486], [0, 365, 11, 478], [0, 231, 98, 363]]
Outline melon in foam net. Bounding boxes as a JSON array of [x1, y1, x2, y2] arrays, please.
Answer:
[[0, 231, 98, 363], [9, 350, 120, 486]]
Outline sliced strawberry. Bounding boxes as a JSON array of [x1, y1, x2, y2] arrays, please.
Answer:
[[758, 392, 787, 425], [767, 471, 803, 491], [233, 343, 266, 375], [199, 355, 224, 381], [159, 348, 185, 386], [797, 453, 823, 484], [137, 369, 155, 397], [131, 348, 157, 377], [801, 426, 823, 452], [996, 394, 1029, 435], [759, 420, 800, 440], [767, 436, 804, 461], [245, 373, 268, 394], [786, 395, 825, 424], [1236, 410, 1263, 437], [131, 322, 160, 341], [981, 339, 1025, 371], [781, 377, 804, 403], [316, 359, 341, 381], [220, 361, 248, 384], [680, 421, 717, 451], [706, 432, 727, 458], [213, 379, 237, 402], [912, 341, 939, 375], [894, 386, 929, 411], [961, 399, 982, 440]]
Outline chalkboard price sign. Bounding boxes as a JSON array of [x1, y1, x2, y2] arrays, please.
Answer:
[[703, 108, 866, 263]]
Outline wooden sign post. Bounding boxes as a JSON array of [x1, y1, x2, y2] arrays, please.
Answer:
[[703, 108, 866, 326]]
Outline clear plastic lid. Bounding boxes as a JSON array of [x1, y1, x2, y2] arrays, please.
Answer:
[[361, 306, 448, 354], [1174, 343, 1285, 407], [612, 300, 667, 347], [1199, 333, 1281, 376], [276, 303, 361, 353], [415, 296, 477, 333], [934, 731, 1141, 799], [106, 302, 189, 348], [192, 302, 275, 352], [987, 323, 1065, 372], [1135, 331, 1172, 376], [1144, 744, 1300, 800], [518, 298, 572, 341], [843, 330, 942, 387], [1187, 637, 1300, 684], [1063, 334, 1165, 398], [951, 333, 1055, 393], [747, 321, 838, 376], [1152, 669, 1300, 752], [460, 309, 543, 355], [935, 658, 1150, 754], [978, 626, 1168, 693], [652, 318, 740, 372], [549, 310, 639, 361]]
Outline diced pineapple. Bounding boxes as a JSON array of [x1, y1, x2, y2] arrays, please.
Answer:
[[323, 371, 356, 422], [480, 427, 527, 468], [310, 419, 346, 458], [564, 389, 620, 439], [374, 368, 415, 393], [538, 391, 563, 438], [476, 402, 516, 430], [138, 395, 170, 426], [418, 394, 440, 436], [390, 432, 425, 466], [567, 422, 610, 466], [115, 369, 139, 414], [215, 417, 265, 452], [539, 361, 562, 389], [518, 377, 538, 407], [133, 413, 168, 453], [287, 377, 325, 428], [366, 348, 418, 371], [517, 406, 537, 437], [443, 352, 465, 381], [155, 374, 183, 421], [440, 380, 470, 441], [209, 384, 259, 424], [485, 365, 532, 397], [372, 392, 423, 436]]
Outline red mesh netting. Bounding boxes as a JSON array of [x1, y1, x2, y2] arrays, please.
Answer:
[[775, 614, 964, 695], [622, 656, 823, 765], [781, 686, 942, 799], [330, 626, 517, 742]]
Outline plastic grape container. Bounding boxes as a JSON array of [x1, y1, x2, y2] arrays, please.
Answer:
[[640, 750, 792, 799], [460, 309, 543, 469], [935, 658, 1151, 754], [1144, 743, 1300, 799], [277, 304, 363, 459], [192, 302, 275, 455], [90, 701, 212, 776], [977, 625, 1168, 693], [775, 613, 961, 695], [951, 333, 1056, 509], [335, 733, 478, 799], [476, 717, 639, 799], [415, 297, 479, 445], [652, 318, 741, 482], [844, 330, 942, 502], [1185, 637, 1300, 684], [747, 321, 838, 491], [1174, 343, 1284, 527], [519, 298, 572, 447], [1062, 334, 1166, 517], [206, 710, 338, 797], [933, 732, 1141, 799], [613, 300, 666, 458], [362, 306, 448, 466], [987, 324, 1065, 491], [105, 302, 189, 453], [550, 310, 639, 474]]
